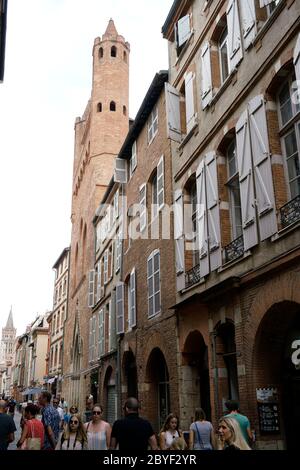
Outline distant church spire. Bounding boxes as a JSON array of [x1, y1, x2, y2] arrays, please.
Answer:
[[5, 306, 14, 329], [104, 18, 118, 37]]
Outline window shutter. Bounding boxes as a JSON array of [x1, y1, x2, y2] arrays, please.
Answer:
[[98, 309, 104, 358], [114, 189, 119, 221], [104, 249, 108, 284], [114, 158, 128, 183], [110, 295, 117, 351], [294, 33, 300, 83], [96, 261, 101, 303], [88, 318, 92, 362], [129, 268, 136, 328], [92, 315, 96, 361], [130, 141, 137, 175], [227, 0, 243, 70], [88, 269, 95, 307], [259, 0, 274, 6], [235, 108, 258, 250], [165, 83, 181, 142], [174, 189, 185, 274], [205, 152, 222, 271], [153, 252, 161, 316], [201, 42, 213, 109], [196, 161, 209, 277], [185, 72, 196, 134], [177, 14, 191, 47], [157, 155, 164, 210], [116, 282, 124, 334], [238, 0, 256, 50], [248, 95, 277, 240], [139, 184, 147, 232]]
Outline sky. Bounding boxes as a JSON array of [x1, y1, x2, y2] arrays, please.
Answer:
[[0, 0, 171, 335]]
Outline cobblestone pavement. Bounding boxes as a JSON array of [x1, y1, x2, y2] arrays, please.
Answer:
[[8, 410, 22, 450]]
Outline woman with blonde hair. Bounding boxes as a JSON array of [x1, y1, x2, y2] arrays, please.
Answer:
[[56, 414, 87, 450], [218, 416, 251, 450], [159, 413, 183, 450]]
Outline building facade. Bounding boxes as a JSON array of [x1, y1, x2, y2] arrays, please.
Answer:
[[62, 19, 130, 411], [162, 0, 300, 450]]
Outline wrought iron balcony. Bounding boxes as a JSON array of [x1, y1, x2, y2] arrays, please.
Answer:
[[185, 264, 201, 289], [224, 235, 244, 263], [280, 195, 300, 229]]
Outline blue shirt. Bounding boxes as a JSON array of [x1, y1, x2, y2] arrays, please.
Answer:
[[42, 405, 60, 449]]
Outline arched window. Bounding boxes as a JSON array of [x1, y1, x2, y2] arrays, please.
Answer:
[[99, 47, 103, 59], [111, 46, 117, 57], [123, 51, 127, 63], [110, 101, 116, 112], [123, 105, 127, 116], [97, 102, 102, 112], [219, 24, 229, 84]]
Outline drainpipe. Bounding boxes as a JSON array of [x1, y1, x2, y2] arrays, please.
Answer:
[[211, 331, 219, 423]]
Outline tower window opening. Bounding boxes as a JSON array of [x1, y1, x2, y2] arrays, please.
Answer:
[[111, 46, 117, 58], [110, 101, 116, 112], [123, 105, 127, 116], [97, 103, 102, 113], [123, 51, 127, 63], [99, 47, 104, 59]]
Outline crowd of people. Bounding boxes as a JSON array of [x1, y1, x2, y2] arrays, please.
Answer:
[[0, 393, 254, 451]]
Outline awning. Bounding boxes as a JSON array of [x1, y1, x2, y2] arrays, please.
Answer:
[[22, 387, 42, 396]]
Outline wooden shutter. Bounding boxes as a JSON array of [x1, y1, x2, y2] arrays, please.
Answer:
[[174, 189, 185, 275], [92, 315, 96, 361], [294, 33, 300, 83], [165, 83, 181, 142], [185, 72, 196, 133], [110, 295, 117, 351], [88, 269, 95, 307], [196, 160, 209, 277], [116, 282, 124, 334], [88, 318, 93, 362], [201, 42, 213, 109], [227, 0, 243, 70], [114, 189, 119, 221], [239, 0, 256, 50], [157, 155, 164, 210], [139, 184, 147, 231], [98, 309, 104, 357], [236, 109, 258, 250], [205, 152, 222, 271], [129, 268, 136, 328], [104, 249, 108, 284], [96, 261, 101, 303], [114, 158, 128, 183], [177, 14, 191, 47], [248, 95, 277, 240]]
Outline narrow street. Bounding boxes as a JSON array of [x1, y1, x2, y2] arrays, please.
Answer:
[[8, 410, 21, 450]]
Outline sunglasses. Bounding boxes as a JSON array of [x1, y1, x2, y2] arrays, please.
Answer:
[[93, 411, 102, 415], [70, 420, 79, 425]]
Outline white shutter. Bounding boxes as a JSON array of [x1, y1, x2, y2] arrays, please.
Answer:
[[130, 141, 137, 176], [205, 152, 222, 271], [165, 83, 181, 142], [88, 269, 95, 307], [129, 268, 136, 328], [157, 155, 164, 210], [88, 318, 92, 362], [104, 249, 108, 284], [259, 0, 274, 6], [92, 315, 96, 361], [238, 0, 256, 50], [115, 232, 121, 272], [227, 0, 243, 70], [248, 95, 277, 240], [201, 42, 213, 109], [174, 189, 185, 275], [185, 72, 196, 133], [96, 261, 101, 303], [114, 189, 119, 221], [114, 158, 128, 183], [236, 109, 258, 250], [116, 282, 124, 334], [177, 14, 191, 47], [153, 251, 161, 315], [139, 184, 147, 232], [294, 33, 300, 83], [98, 309, 104, 357], [196, 161, 209, 277], [110, 295, 117, 351]]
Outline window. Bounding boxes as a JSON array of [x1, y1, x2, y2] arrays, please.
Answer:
[[115, 230, 122, 273], [123, 105, 127, 116], [130, 141, 137, 177], [264, 0, 280, 17], [226, 139, 242, 239], [111, 46, 117, 57], [98, 309, 104, 358], [219, 25, 229, 83], [128, 268, 136, 329], [174, 13, 191, 56], [151, 171, 158, 219], [148, 106, 158, 144], [147, 250, 161, 318], [123, 51, 127, 63], [110, 101, 116, 112], [190, 181, 200, 266], [99, 47, 103, 59], [139, 184, 147, 231], [104, 249, 109, 284], [97, 102, 102, 112], [277, 75, 300, 199]]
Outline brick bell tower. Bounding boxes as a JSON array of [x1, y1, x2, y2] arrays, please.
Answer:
[[64, 20, 130, 409]]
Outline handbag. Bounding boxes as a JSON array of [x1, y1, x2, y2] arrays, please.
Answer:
[[25, 420, 42, 450]]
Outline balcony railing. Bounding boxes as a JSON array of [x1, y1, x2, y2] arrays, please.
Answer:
[[185, 264, 201, 289], [280, 195, 300, 229], [224, 235, 244, 263]]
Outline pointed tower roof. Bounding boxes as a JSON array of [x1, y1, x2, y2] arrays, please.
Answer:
[[5, 307, 14, 329], [104, 18, 118, 37]]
